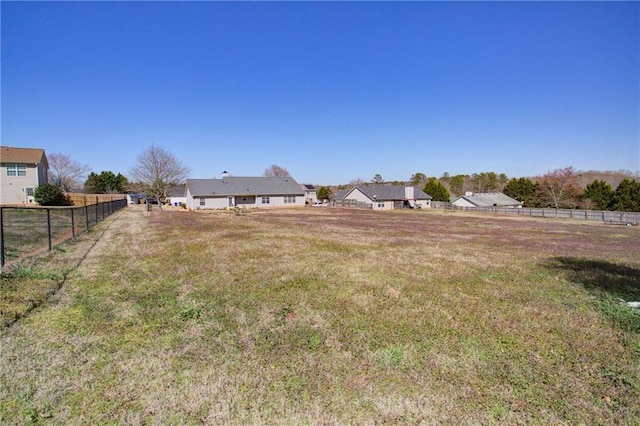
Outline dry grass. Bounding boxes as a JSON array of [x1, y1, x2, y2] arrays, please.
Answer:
[[1, 206, 639, 424]]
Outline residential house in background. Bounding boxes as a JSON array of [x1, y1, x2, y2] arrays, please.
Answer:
[[337, 185, 432, 210], [0, 146, 49, 205], [302, 184, 317, 205], [165, 184, 187, 207], [185, 173, 305, 210], [452, 192, 522, 208]]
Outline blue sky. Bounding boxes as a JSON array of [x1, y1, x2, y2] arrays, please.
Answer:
[[2, 1, 638, 185]]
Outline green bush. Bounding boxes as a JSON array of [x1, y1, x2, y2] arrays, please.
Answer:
[[33, 183, 70, 206]]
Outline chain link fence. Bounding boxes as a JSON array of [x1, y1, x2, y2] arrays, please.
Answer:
[[0, 199, 127, 268]]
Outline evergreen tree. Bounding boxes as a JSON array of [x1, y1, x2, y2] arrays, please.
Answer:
[[316, 186, 333, 201], [84, 171, 128, 194], [611, 178, 640, 212], [423, 177, 450, 202], [34, 183, 70, 206], [504, 177, 537, 207], [449, 175, 466, 197], [582, 180, 614, 210]]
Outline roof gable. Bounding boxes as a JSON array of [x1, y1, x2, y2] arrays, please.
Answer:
[[341, 185, 432, 201], [455, 192, 522, 207], [1, 146, 48, 168], [187, 176, 304, 196]]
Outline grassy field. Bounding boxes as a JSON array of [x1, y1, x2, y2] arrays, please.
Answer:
[[1, 206, 639, 424]]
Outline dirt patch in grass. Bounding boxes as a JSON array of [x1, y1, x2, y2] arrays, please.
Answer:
[[1, 207, 639, 424]]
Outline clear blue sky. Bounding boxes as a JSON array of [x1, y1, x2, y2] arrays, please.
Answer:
[[2, 1, 639, 185]]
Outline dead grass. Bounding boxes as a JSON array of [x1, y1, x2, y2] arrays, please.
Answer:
[[1, 206, 639, 424]]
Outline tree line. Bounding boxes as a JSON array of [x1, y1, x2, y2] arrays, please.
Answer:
[[37, 147, 639, 212], [332, 168, 639, 212]]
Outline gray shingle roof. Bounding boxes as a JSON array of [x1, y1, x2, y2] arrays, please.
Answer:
[[187, 177, 304, 197], [339, 185, 432, 201], [454, 192, 522, 207]]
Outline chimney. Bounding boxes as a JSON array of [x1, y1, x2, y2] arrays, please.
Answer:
[[405, 186, 414, 200], [222, 171, 229, 178]]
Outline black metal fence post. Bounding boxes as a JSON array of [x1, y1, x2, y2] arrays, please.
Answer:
[[46, 208, 52, 252], [71, 208, 76, 239], [0, 207, 5, 268]]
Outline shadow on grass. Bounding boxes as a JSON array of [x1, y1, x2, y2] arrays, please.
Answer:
[[546, 257, 640, 333]]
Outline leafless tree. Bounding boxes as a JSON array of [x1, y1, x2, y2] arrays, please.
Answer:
[[47, 153, 90, 192], [263, 164, 290, 177], [130, 145, 190, 206], [536, 166, 580, 213]]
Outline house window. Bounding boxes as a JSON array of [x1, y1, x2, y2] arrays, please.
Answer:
[[261, 196, 270, 204], [284, 195, 296, 204], [377, 202, 384, 208], [199, 198, 205, 206], [6, 164, 27, 177]]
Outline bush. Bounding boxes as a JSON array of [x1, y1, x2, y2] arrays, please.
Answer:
[[33, 183, 70, 206]]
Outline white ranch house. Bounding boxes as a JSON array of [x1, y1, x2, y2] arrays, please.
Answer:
[[452, 192, 522, 208], [185, 174, 305, 210], [338, 185, 432, 210]]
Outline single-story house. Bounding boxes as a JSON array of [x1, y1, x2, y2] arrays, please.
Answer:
[[165, 185, 187, 206], [185, 174, 305, 210], [338, 185, 432, 210], [452, 192, 522, 208], [0, 146, 49, 205]]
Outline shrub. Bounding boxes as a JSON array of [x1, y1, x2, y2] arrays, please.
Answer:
[[33, 183, 70, 206]]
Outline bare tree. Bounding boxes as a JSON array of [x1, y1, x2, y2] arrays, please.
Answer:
[[537, 166, 580, 213], [263, 164, 290, 177], [130, 145, 190, 206], [47, 153, 90, 192]]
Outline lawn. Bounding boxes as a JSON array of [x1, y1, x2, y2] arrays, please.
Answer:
[[1, 206, 639, 424]]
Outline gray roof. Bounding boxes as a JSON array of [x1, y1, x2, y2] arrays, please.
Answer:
[[454, 192, 522, 207], [334, 189, 350, 200], [340, 185, 432, 201], [187, 176, 304, 197]]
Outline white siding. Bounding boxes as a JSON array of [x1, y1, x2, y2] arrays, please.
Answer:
[[452, 198, 476, 208], [186, 192, 305, 210]]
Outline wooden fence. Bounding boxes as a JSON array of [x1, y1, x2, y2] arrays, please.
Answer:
[[431, 202, 640, 224], [66, 193, 127, 206], [334, 199, 372, 209]]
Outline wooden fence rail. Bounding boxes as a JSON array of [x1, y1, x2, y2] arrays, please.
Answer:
[[431, 202, 640, 224], [66, 193, 127, 206]]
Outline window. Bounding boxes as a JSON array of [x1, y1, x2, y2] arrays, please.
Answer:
[[377, 203, 384, 208], [6, 164, 26, 177], [284, 195, 296, 204], [261, 196, 270, 204], [199, 198, 205, 206]]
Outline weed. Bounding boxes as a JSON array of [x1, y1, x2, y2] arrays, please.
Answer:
[[307, 334, 323, 350], [180, 306, 202, 321], [376, 346, 405, 369]]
